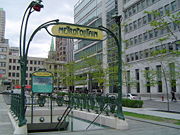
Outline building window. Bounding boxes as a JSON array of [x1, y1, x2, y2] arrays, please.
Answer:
[[135, 52, 139, 60], [175, 41, 180, 50], [138, 34, 142, 43], [126, 55, 130, 62], [16, 73, 19, 77], [133, 20, 137, 30], [30, 60, 33, 64], [137, 2, 142, 12], [130, 38, 134, 46], [134, 36, 138, 45], [149, 30, 154, 39], [156, 65, 162, 92], [12, 73, 15, 77], [132, 5, 137, 14], [17, 66, 20, 70], [143, 32, 148, 41], [139, 51, 144, 59], [129, 23, 133, 31], [0, 55, 6, 60], [135, 69, 140, 80], [0, 62, 6, 67], [144, 49, 149, 58], [127, 70, 131, 93], [13, 59, 16, 63], [169, 63, 175, 80], [9, 73, 11, 77], [136, 82, 140, 93], [138, 18, 142, 27], [157, 81, 162, 92], [9, 59, 12, 63], [145, 67, 151, 93], [168, 43, 174, 51], [143, 16, 148, 25], [169, 62, 176, 92], [148, 14, 152, 22], [158, 7, 164, 16], [141, 0, 146, 9], [130, 53, 134, 61], [171, 1, 177, 12], [147, 0, 152, 6], [164, 4, 170, 13], [154, 29, 159, 37]]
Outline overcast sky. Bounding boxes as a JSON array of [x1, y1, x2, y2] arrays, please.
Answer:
[[0, 0, 79, 58]]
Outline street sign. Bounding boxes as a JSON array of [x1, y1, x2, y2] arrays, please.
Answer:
[[51, 23, 103, 41], [32, 70, 53, 93]]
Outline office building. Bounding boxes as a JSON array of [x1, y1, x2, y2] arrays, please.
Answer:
[[0, 8, 5, 43], [121, 0, 180, 97], [74, 0, 105, 92], [56, 37, 74, 62], [74, 0, 180, 97]]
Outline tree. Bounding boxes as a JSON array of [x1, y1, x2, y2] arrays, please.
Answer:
[[75, 56, 106, 93], [64, 62, 76, 91], [143, 10, 180, 110]]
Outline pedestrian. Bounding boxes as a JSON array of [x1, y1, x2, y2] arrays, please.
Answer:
[[171, 90, 177, 102]]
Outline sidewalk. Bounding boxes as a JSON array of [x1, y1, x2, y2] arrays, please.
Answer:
[[0, 95, 13, 135], [123, 107, 180, 120], [141, 96, 180, 102]]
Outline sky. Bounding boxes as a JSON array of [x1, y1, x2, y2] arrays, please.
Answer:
[[0, 0, 79, 58]]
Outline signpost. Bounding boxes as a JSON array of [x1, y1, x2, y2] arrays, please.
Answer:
[[51, 23, 103, 41], [31, 68, 53, 124], [32, 69, 53, 93]]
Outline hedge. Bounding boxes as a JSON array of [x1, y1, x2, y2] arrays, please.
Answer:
[[122, 98, 143, 108]]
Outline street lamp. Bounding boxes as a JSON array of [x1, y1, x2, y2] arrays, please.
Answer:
[[19, 0, 43, 127], [98, 0, 124, 120]]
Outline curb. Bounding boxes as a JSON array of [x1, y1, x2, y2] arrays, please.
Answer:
[[8, 111, 27, 135], [125, 116, 180, 129]]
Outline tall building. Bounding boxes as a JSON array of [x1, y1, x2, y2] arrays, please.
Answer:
[[0, 8, 45, 90], [73, 0, 180, 97], [56, 38, 74, 62], [8, 48, 45, 87], [121, 0, 180, 97], [0, 8, 5, 42], [45, 38, 67, 89], [74, 0, 104, 92], [0, 8, 9, 81]]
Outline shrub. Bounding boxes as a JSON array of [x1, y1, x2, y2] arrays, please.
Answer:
[[122, 98, 143, 108]]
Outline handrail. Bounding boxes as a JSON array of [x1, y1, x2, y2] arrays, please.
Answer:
[[86, 104, 108, 131]]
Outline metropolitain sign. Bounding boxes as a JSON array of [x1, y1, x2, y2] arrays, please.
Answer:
[[51, 23, 103, 41]]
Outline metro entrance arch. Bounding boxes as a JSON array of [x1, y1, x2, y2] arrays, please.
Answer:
[[18, 4, 124, 127]]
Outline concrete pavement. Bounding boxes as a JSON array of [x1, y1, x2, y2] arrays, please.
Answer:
[[0, 95, 14, 135]]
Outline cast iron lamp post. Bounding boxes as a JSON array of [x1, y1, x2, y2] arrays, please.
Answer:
[[98, 0, 124, 120], [19, 0, 43, 127]]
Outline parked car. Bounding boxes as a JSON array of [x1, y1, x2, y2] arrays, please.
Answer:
[[127, 93, 139, 100]]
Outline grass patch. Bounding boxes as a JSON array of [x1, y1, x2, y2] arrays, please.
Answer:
[[124, 111, 180, 125]]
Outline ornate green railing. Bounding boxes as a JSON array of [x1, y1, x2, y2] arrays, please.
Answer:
[[56, 93, 123, 117], [10, 93, 22, 121]]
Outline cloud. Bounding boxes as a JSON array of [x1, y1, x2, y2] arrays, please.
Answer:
[[1, 0, 79, 58]]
